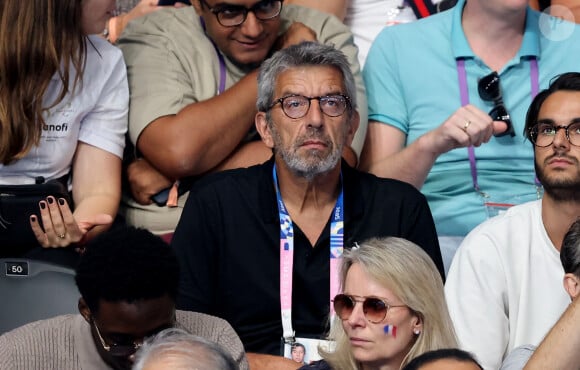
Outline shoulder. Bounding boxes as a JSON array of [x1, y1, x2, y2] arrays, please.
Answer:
[[190, 161, 271, 197], [0, 315, 77, 350], [345, 165, 427, 202], [281, 4, 352, 38], [176, 310, 233, 332]]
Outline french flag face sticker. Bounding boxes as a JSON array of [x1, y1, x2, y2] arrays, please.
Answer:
[[383, 325, 397, 338]]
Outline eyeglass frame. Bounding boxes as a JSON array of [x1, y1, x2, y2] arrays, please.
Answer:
[[332, 293, 408, 324], [91, 319, 144, 357], [267, 94, 352, 119], [477, 71, 515, 138], [198, 0, 284, 27], [528, 120, 580, 147]]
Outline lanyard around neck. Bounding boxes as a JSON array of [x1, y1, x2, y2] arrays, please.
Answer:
[[200, 17, 226, 95], [273, 165, 344, 342], [456, 58, 539, 194]]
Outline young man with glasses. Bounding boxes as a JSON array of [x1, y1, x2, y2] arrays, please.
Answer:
[[360, 0, 580, 274], [445, 72, 580, 370], [0, 227, 248, 370], [116, 0, 367, 240], [172, 42, 443, 370]]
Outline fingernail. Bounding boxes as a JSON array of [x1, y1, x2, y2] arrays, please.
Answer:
[[30, 215, 36, 222], [40, 202, 46, 210], [47, 197, 54, 204], [58, 198, 65, 205]]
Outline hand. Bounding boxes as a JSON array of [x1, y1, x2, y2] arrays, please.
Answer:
[[126, 158, 173, 205], [423, 104, 508, 155], [29, 196, 113, 248], [275, 22, 317, 51]]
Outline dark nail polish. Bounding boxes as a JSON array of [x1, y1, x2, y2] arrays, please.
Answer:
[[58, 198, 65, 206], [47, 197, 54, 204], [30, 215, 36, 222], [40, 202, 46, 210]]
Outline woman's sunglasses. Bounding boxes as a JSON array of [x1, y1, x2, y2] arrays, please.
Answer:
[[333, 294, 407, 324]]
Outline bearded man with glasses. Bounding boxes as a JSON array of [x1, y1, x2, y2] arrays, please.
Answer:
[[116, 0, 367, 242], [172, 42, 444, 370], [445, 72, 580, 370], [0, 226, 248, 370]]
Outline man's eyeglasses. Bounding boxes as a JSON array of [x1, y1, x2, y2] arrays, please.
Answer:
[[268, 94, 351, 119], [478, 71, 515, 137], [199, 0, 283, 27], [332, 293, 407, 324], [92, 320, 143, 357], [528, 121, 580, 147]]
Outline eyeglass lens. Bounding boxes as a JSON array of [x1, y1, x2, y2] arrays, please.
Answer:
[[530, 122, 580, 147], [478, 72, 515, 137], [213, 0, 282, 27], [333, 294, 388, 323], [93, 320, 141, 357], [279, 95, 349, 119]]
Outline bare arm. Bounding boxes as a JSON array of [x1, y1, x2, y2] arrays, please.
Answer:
[[285, 0, 348, 20], [137, 70, 260, 179], [360, 105, 506, 188], [524, 297, 580, 370], [246, 353, 300, 370]]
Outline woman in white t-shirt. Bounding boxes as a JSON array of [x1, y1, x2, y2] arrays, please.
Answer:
[[0, 0, 129, 260]]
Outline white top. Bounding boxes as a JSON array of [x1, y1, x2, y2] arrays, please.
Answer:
[[345, 0, 442, 66], [445, 200, 570, 370], [0, 35, 129, 185]]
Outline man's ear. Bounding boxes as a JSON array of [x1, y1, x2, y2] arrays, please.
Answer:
[[345, 110, 360, 147], [256, 112, 275, 149], [564, 273, 580, 299], [78, 298, 92, 323]]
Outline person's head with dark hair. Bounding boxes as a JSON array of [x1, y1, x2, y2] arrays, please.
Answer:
[[524, 72, 580, 203], [402, 348, 483, 370], [290, 342, 306, 364], [76, 226, 179, 370], [561, 219, 580, 300]]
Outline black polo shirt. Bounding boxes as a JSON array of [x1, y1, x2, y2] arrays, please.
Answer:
[[172, 158, 443, 355]]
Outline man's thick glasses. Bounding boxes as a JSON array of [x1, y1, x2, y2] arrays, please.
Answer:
[[333, 294, 407, 324], [478, 71, 515, 137], [268, 94, 351, 119], [92, 320, 142, 357], [199, 0, 283, 27], [528, 121, 580, 147]]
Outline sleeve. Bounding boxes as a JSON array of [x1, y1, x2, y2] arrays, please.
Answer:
[[78, 40, 128, 158], [0, 333, 15, 369], [363, 27, 408, 133], [172, 184, 220, 313], [214, 317, 250, 370], [400, 187, 445, 280], [445, 230, 510, 370], [118, 14, 203, 145]]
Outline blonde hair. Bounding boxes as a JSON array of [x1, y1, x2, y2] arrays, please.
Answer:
[[321, 237, 457, 370], [0, 0, 86, 164]]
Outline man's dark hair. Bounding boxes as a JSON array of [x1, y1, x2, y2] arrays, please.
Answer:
[[524, 72, 580, 140], [561, 219, 580, 277], [402, 348, 483, 370], [75, 226, 179, 313]]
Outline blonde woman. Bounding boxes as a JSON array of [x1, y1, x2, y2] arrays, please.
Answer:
[[302, 237, 457, 370]]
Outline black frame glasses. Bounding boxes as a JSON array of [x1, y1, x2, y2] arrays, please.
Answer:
[[478, 71, 515, 137], [92, 320, 143, 358], [333, 293, 407, 324], [528, 121, 580, 147], [268, 94, 351, 119], [199, 0, 283, 27]]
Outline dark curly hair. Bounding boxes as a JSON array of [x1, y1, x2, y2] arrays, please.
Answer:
[[75, 226, 179, 313]]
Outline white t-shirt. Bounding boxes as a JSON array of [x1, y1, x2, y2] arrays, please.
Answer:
[[345, 0, 442, 66], [445, 200, 570, 370], [0, 35, 128, 185]]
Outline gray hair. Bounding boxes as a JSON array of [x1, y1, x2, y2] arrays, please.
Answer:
[[132, 328, 238, 370], [561, 219, 580, 278], [321, 237, 457, 370], [256, 41, 357, 112]]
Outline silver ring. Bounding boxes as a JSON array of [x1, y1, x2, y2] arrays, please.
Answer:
[[57, 233, 66, 239], [463, 120, 471, 132]]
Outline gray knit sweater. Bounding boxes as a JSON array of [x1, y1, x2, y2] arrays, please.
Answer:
[[0, 310, 248, 370]]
